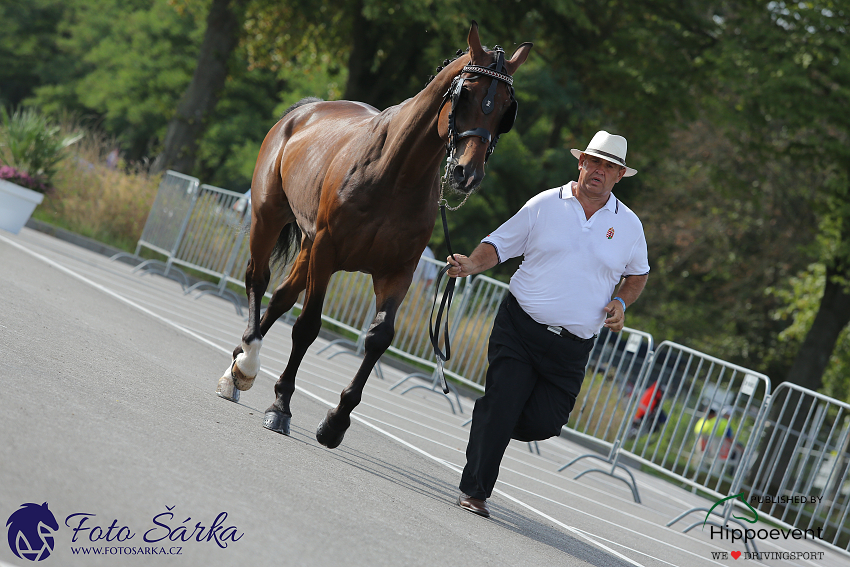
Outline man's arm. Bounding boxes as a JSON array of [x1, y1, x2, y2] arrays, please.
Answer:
[[446, 242, 499, 278], [603, 274, 648, 332]]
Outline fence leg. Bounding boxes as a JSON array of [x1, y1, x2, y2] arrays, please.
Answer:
[[396, 368, 463, 414], [108, 251, 140, 265], [132, 259, 190, 290], [558, 441, 641, 503]]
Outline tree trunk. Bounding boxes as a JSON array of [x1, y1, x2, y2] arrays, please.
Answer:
[[785, 264, 850, 392], [151, 0, 245, 175], [757, 243, 850, 496], [343, 2, 432, 110]]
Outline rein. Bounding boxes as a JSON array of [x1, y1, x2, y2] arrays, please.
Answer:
[[428, 48, 516, 393], [428, 204, 458, 394]]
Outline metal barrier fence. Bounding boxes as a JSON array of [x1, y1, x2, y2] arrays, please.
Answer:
[[571, 327, 655, 442], [621, 341, 772, 497], [388, 274, 508, 412], [442, 274, 509, 390], [562, 340, 772, 504], [738, 383, 850, 554], [133, 171, 199, 261], [115, 171, 201, 288]]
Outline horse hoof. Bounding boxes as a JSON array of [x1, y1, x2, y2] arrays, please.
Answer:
[[316, 416, 347, 449], [230, 359, 256, 391], [216, 374, 240, 403], [263, 411, 291, 436]]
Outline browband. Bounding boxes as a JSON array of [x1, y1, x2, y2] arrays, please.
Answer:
[[461, 65, 513, 86]]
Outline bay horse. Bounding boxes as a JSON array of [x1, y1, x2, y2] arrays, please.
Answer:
[[216, 22, 532, 448]]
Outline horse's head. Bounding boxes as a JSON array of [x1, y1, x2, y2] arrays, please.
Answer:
[[441, 22, 532, 194]]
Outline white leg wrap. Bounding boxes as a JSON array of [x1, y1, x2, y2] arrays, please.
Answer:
[[230, 339, 261, 391], [236, 339, 262, 378]]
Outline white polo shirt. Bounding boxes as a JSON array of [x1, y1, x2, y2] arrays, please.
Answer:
[[482, 182, 649, 339]]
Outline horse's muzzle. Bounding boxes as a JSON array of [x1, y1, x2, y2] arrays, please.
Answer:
[[449, 162, 483, 194]]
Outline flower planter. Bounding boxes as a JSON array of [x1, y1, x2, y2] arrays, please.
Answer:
[[0, 178, 45, 235]]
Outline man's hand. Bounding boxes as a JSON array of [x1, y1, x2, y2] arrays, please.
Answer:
[[445, 243, 499, 278], [603, 274, 648, 332], [446, 254, 474, 278], [603, 301, 625, 332]]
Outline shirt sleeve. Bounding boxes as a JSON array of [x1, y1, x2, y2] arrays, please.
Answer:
[[481, 200, 536, 263], [624, 223, 650, 276]]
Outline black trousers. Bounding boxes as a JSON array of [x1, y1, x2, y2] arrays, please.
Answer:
[[459, 293, 594, 500]]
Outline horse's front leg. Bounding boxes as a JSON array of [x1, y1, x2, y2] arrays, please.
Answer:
[[316, 274, 410, 449]]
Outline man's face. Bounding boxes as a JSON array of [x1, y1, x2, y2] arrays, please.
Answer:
[[578, 153, 626, 194]]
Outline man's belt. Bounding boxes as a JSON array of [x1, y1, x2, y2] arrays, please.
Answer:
[[546, 325, 596, 343]]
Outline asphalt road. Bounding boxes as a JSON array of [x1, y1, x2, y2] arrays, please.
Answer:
[[0, 228, 844, 567]]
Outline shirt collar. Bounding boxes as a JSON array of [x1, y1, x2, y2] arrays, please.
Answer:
[[559, 182, 619, 214]]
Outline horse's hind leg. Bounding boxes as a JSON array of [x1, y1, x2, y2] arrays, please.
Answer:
[[316, 273, 410, 448], [263, 234, 334, 435], [216, 216, 292, 402], [216, 250, 274, 402]]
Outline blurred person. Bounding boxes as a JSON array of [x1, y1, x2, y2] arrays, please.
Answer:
[[446, 131, 649, 517], [628, 381, 667, 438], [106, 148, 120, 169], [694, 405, 741, 463], [695, 405, 734, 446], [413, 245, 438, 286]]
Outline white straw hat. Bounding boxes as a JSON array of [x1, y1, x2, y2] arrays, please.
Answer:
[[570, 130, 637, 177]]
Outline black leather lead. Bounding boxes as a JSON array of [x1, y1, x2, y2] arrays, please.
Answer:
[[429, 203, 457, 394]]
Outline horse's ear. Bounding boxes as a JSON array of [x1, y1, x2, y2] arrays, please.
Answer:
[[467, 21, 485, 61], [505, 42, 534, 75]]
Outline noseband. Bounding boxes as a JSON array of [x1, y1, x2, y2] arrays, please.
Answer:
[[439, 46, 517, 164]]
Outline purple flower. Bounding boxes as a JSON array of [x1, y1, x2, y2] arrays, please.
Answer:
[[0, 165, 52, 194]]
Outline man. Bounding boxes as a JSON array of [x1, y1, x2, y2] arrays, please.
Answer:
[[446, 131, 649, 518], [629, 381, 667, 438], [694, 405, 740, 466]]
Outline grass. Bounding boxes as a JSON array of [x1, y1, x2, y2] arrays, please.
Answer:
[[22, 122, 160, 252]]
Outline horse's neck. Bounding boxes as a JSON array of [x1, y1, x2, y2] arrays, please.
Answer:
[[378, 59, 466, 184]]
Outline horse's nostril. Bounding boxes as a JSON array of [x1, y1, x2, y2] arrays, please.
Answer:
[[452, 164, 465, 183]]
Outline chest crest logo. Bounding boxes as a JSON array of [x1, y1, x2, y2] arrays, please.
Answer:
[[606, 227, 615, 240]]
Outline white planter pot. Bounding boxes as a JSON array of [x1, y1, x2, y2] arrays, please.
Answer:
[[0, 178, 45, 235]]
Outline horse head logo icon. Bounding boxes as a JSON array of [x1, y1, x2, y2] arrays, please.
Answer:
[[6, 502, 59, 562]]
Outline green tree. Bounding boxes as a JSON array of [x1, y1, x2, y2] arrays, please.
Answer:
[[0, 0, 68, 108], [713, 1, 850, 394], [30, 0, 203, 160]]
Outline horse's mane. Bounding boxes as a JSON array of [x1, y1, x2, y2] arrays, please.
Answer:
[[280, 97, 324, 121], [424, 48, 471, 87]]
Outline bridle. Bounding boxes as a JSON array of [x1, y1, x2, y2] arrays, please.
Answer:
[[439, 46, 517, 167]]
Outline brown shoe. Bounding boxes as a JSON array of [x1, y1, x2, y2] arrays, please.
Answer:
[[457, 493, 490, 518]]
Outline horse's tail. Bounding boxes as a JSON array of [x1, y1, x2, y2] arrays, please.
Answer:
[[271, 222, 302, 266]]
